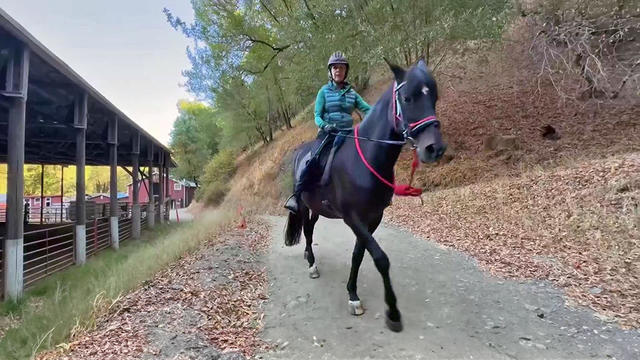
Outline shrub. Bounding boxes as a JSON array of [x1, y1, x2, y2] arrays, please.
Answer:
[[196, 149, 237, 206]]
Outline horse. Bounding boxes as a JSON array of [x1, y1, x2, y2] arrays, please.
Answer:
[[284, 58, 447, 332]]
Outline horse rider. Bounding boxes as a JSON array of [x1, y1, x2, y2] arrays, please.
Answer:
[[283, 51, 372, 213]]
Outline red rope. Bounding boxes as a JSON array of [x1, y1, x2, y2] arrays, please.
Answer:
[[354, 125, 423, 196], [409, 115, 437, 130]]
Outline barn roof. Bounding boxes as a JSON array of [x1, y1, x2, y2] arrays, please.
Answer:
[[0, 8, 174, 167]]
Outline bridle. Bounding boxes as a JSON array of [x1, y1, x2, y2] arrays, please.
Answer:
[[391, 81, 439, 149]]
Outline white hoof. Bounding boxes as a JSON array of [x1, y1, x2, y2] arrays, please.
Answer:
[[308, 264, 320, 279], [349, 300, 365, 316]]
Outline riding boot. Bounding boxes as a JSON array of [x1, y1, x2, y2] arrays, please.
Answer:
[[284, 156, 314, 213]]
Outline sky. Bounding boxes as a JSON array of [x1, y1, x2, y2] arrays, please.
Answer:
[[0, 0, 196, 145]]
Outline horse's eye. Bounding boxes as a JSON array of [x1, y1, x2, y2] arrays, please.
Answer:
[[403, 96, 412, 103]]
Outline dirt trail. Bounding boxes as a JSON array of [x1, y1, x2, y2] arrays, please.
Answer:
[[259, 216, 640, 360], [38, 214, 640, 360], [40, 221, 271, 360]]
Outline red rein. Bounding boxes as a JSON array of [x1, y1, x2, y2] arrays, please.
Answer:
[[354, 81, 438, 197], [354, 125, 423, 197]]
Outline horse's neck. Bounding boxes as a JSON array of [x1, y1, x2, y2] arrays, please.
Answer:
[[357, 91, 404, 178]]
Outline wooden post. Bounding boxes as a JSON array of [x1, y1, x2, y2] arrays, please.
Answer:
[[39, 164, 44, 224], [158, 153, 164, 225], [108, 115, 119, 249], [132, 132, 141, 239], [74, 92, 87, 264], [60, 165, 64, 222], [165, 167, 170, 222], [4, 45, 29, 300], [147, 144, 155, 229]]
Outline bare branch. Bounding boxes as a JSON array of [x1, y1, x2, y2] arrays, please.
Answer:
[[258, 0, 280, 24]]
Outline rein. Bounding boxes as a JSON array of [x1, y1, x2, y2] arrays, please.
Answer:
[[354, 126, 423, 196]]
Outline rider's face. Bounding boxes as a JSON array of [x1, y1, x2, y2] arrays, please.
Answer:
[[331, 64, 347, 83]]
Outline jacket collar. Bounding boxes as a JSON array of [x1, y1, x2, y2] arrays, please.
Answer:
[[328, 80, 351, 93]]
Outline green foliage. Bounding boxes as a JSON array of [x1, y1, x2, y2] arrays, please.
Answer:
[[0, 165, 132, 197], [197, 149, 237, 206], [200, 181, 228, 206], [169, 100, 222, 184], [165, 0, 512, 154]]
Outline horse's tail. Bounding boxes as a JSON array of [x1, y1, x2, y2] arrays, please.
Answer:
[[284, 208, 305, 246]]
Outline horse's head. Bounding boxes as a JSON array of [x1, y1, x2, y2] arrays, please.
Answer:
[[385, 58, 447, 163]]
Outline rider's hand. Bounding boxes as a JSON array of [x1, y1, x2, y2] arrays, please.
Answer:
[[323, 124, 337, 132]]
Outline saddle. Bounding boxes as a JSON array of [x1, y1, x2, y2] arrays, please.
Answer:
[[294, 130, 350, 189]]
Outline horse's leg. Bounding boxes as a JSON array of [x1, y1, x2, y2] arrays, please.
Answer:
[[344, 213, 402, 332], [346, 214, 382, 316], [303, 211, 320, 279]]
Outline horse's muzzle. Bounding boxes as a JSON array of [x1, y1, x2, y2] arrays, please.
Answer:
[[418, 143, 447, 163]]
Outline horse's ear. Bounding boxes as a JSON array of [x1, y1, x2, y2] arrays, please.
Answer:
[[417, 58, 430, 74], [383, 57, 406, 83]]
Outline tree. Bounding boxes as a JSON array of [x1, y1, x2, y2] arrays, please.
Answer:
[[169, 100, 222, 184], [165, 0, 510, 150], [24, 165, 76, 196]]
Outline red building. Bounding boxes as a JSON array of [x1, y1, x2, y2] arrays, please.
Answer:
[[22, 195, 71, 223], [127, 174, 197, 209]]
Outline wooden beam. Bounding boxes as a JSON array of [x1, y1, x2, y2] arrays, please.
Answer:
[[4, 44, 29, 300], [109, 115, 119, 249], [132, 131, 141, 239], [147, 143, 155, 229], [158, 152, 165, 225], [74, 91, 87, 265]]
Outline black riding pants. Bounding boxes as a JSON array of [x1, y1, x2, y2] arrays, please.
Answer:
[[293, 130, 334, 195]]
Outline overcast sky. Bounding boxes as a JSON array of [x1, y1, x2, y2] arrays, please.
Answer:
[[0, 0, 196, 145]]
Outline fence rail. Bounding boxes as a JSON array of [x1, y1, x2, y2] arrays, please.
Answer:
[[86, 217, 111, 258], [119, 218, 132, 243], [0, 202, 158, 296], [23, 224, 75, 287]]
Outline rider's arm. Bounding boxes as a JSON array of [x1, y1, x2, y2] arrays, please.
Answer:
[[354, 92, 372, 116], [314, 87, 328, 128]]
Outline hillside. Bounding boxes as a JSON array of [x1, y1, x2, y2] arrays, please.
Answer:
[[221, 19, 639, 328]]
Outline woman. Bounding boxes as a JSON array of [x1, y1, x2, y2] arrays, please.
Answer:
[[284, 51, 372, 213]]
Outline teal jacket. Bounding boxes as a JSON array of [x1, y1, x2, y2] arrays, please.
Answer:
[[314, 81, 372, 130]]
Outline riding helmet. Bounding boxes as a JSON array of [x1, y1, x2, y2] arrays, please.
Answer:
[[327, 51, 349, 80]]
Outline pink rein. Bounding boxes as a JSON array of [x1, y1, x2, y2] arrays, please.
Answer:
[[354, 125, 423, 196], [354, 82, 438, 197]]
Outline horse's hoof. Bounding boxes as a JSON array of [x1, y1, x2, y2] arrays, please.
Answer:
[[385, 311, 403, 332], [308, 264, 320, 279], [348, 300, 365, 316]]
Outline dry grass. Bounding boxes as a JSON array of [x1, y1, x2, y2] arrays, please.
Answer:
[[386, 153, 640, 328], [224, 118, 317, 214], [395, 18, 640, 190]]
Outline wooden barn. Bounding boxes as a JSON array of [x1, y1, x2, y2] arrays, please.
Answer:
[[0, 9, 176, 300]]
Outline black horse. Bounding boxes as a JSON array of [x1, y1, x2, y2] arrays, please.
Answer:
[[284, 59, 446, 332]]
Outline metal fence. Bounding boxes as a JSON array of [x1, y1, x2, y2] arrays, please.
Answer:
[[119, 218, 132, 243], [0, 202, 160, 295], [140, 204, 149, 229], [85, 217, 111, 258], [23, 224, 75, 287]]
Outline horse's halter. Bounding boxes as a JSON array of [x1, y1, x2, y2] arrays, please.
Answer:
[[392, 81, 439, 149]]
